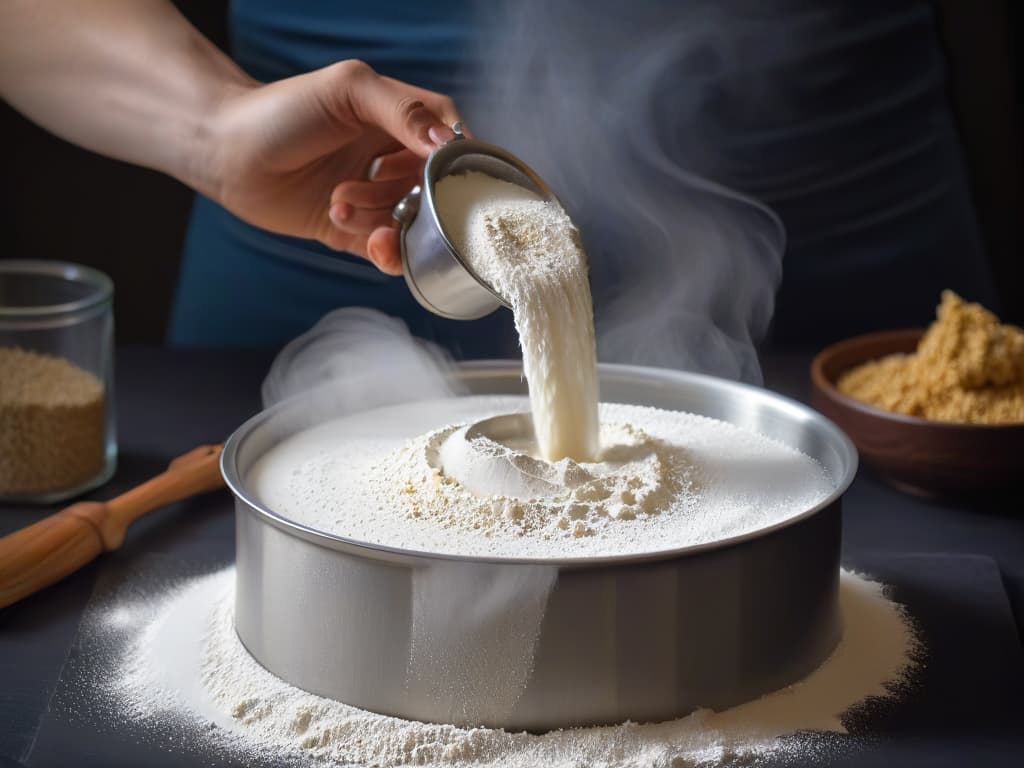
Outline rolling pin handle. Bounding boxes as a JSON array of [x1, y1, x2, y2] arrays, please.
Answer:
[[0, 444, 225, 610]]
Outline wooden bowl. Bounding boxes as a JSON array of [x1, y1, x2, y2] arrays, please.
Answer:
[[810, 329, 1024, 497]]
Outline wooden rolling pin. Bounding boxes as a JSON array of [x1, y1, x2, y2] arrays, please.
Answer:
[[0, 444, 225, 609]]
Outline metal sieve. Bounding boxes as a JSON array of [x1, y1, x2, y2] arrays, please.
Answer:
[[393, 124, 563, 320]]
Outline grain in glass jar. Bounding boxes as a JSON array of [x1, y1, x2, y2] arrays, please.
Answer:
[[0, 260, 116, 502]]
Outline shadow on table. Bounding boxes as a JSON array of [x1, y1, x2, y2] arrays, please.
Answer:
[[838, 554, 1022, 767]]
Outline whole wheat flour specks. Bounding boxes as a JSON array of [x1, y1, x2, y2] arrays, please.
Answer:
[[247, 396, 835, 559]]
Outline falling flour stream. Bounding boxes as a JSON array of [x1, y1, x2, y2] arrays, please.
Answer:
[[435, 171, 600, 461]]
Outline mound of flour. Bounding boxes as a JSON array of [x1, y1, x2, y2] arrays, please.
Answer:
[[107, 566, 919, 767], [379, 419, 691, 540]]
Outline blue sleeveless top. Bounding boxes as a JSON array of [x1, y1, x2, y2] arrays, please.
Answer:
[[229, 0, 475, 88], [169, 0, 996, 352]]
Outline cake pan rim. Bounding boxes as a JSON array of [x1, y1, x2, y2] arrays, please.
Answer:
[[221, 360, 857, 568]]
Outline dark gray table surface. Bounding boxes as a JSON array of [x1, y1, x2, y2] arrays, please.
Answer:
[[1, 345, 1022, 767]]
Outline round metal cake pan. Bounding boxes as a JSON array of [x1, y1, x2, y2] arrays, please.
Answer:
[[221, 362, 857, 732]]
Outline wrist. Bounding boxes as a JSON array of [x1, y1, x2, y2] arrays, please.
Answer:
[[175, 58, 258, 201]]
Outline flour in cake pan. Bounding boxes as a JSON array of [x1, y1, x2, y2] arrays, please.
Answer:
[[99, 566, 919, 767], [247, 395, 835, 559]]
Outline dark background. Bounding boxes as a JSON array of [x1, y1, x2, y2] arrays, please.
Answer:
[[1, 0, 1021, 344]]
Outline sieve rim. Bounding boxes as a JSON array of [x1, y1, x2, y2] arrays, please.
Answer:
[[0, 259, 113, 319]]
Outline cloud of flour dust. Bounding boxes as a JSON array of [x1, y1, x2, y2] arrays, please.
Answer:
[[261, 307, 463, 416], [467, 0, 788, 384]]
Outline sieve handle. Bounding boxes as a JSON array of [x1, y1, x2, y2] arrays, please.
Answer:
[[0, 444, 225, 610], [392, 184, 422, 228]]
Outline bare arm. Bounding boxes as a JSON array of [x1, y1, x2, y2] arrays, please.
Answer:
[[0, 0, 250, 195], [0, 0, 461, 271]]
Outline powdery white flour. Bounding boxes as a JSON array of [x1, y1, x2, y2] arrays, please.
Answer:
[[247, 395, 834, 559], [435, 171, 600, 462], [104, 566, 918, 767]]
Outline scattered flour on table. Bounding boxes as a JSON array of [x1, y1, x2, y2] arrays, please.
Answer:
[[435, 171, 601, 462], [103, 566, 919, 767], [247, 395, 835, 559]]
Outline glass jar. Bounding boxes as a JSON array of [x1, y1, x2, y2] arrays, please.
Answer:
[[0, 260, 116, 502]]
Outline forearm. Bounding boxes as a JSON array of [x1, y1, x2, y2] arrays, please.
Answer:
[[0, 0, 255, 195]]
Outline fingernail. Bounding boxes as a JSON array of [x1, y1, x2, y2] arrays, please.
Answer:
[[329, 203, 352, 225], [367, 157, 382, 181], [428, 124, 455, 146]]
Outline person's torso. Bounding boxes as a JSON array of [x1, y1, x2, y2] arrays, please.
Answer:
[[185, 0, 996, 351], [230, 0, 476, 97]]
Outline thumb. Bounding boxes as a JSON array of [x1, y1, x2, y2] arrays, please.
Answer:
[[330, 61, 463, 158]]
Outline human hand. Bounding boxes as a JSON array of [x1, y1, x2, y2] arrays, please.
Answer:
[[204, 60, 462, 274]]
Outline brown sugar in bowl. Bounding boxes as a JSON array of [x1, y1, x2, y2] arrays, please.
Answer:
[[811, 329, 1024, 497]]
